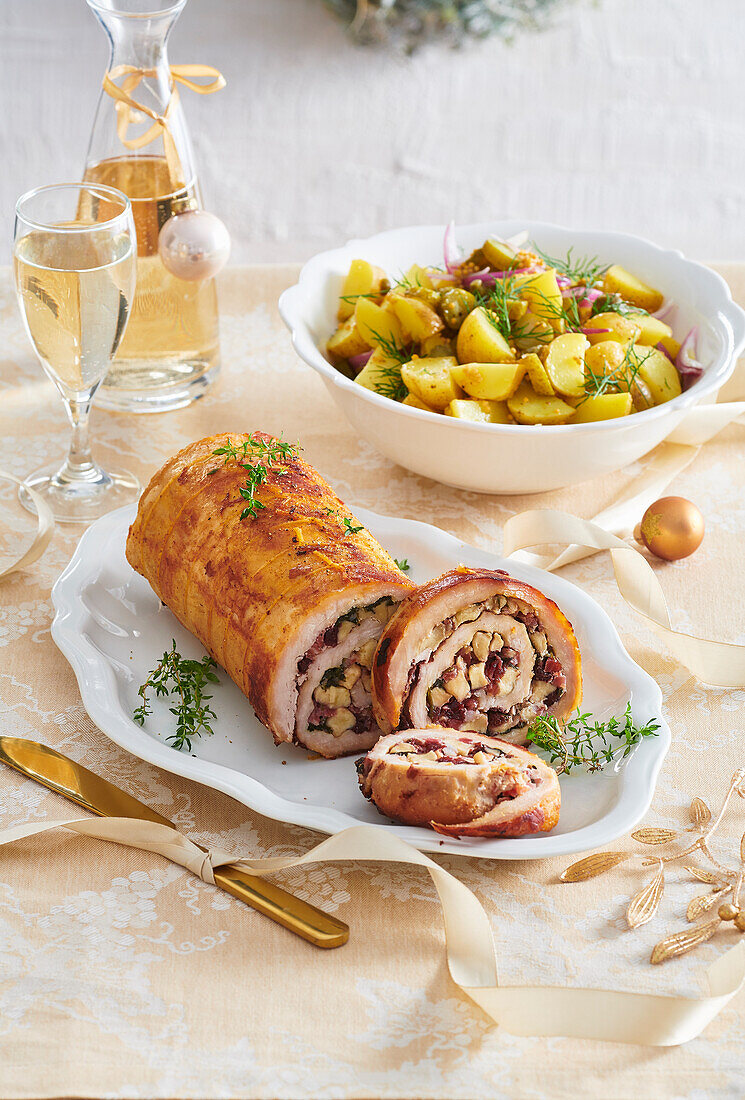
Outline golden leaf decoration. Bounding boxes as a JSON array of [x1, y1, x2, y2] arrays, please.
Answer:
[[627, 861, 664, 928], [684, 865, 722, 885], [560, 852, 629, 882], [686, 888, 730, 922], [689, 797, 711, 829], [650, 920, 720, 965], [632, 828, 679, 845]]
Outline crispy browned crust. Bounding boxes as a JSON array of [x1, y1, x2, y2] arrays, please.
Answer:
[[371, 567, 582, 734], [126, 433, 414, 742], [358, 731, 560, 838]]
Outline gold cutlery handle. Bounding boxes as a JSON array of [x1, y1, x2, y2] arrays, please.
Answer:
[[212, 864, 349, 949]]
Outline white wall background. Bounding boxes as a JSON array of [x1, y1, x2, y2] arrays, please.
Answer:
[[1, 0, 742, 264]]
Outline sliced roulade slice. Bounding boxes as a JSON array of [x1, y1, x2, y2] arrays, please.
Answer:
[[372, 568, 582, 743], [357, 729, 561, 837]]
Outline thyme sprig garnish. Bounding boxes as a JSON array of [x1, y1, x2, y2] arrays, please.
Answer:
[[209, 434, 300, 521], [133, 640, 220, 752], [394, 557, 410, 572], [342, 516, 364, 535], [526, 703, 660, 774], [531, 244, 609, 286]]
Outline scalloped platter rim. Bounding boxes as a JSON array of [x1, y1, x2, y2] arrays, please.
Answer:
[[50, 504, 670, 861]]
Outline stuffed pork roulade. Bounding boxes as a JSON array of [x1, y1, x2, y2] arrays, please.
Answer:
[[126, 433, 414, 758], [357, 729, 560, 837], [372, 568, 581, 743]]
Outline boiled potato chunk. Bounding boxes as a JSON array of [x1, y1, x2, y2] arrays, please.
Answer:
[[482, 238, 518, 270], [401, 356, 463, 411], [513, 310, 554, 352], [450, 361, 525, 401], [402, 392, 438, 413], [571, 393, 633, 423], [658, 335, 681, 360], [635, 346, 682, 404], [327, 316, 370, 360], [403, 264, 434, 291], [584, 339, 626, 378], [515, 270, 564, 332], [420, 334, 455, 356], [584, 311, 640, 346], [355, 297, 405, 350], [355, 348, 404, 397], [521, 352, 554, 395], [626, 312, 673, 346], [338, 259, 387, 321], [603, 265, 664, 312], [456, 307, 515, 364], [544, 333, 590, 398], [445, 398, 511, 423], [507, 381, 575, 425], [390, 296, 443, 342]]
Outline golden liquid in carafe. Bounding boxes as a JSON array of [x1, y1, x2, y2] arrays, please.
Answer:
[[83, 155, 220, 410]]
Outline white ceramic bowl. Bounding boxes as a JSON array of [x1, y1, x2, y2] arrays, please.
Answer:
[[279, 220, 745, 493]]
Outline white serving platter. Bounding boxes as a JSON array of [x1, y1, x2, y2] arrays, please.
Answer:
[[51, 505, 670, 860]]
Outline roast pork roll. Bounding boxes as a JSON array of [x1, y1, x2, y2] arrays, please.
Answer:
[[357, 729, 561, 837], [372, 568, 582, 743], [126, 433, 415, 758]]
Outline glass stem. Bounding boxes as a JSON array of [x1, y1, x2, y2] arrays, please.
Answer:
[[59, 393, 102, 484]]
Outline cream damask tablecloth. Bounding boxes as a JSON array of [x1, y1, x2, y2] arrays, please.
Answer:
[[1, 264, 745, 1100]]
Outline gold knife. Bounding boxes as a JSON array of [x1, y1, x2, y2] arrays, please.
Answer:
[[0, 736, 349, 949]]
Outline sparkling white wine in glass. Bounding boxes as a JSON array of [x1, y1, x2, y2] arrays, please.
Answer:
[[14, 229, 133, 395], [13, 182, 140, 524]]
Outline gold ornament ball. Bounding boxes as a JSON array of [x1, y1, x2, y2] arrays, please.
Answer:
[[718, 902, 739, 922], [735, 912, 745, 933], [637, 496, 705, 561]]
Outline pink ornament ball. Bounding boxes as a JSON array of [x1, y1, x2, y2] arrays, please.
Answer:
[[158, 209, 230, 281]]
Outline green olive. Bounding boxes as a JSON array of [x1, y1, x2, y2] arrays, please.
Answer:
[[439, 288, 477, 330]]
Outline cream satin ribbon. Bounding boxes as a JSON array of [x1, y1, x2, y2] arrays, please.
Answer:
[[0, 470, 54, 580], [102, 64, 226, 187], [1, 813, 743, 1045]]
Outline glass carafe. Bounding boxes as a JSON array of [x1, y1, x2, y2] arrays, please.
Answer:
[[83, 0, 220, 412]]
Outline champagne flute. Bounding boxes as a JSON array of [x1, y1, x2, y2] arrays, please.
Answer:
[[13, 183, 139, 522]]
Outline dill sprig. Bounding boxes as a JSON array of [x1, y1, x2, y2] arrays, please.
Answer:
[[210, 434, 299, 521], [532, 244, 609, 286], [590, 292, 648, 318], [367, 327, 409, 401], [394, 557, 410, 572], [581, 341, 652, 403], [514, 279, 586, 334], [472, 275, 535, 344], [526, 703, 660, 774], [133, 640, 220, 752]]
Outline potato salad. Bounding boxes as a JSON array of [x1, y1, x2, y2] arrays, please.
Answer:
[[325, 228, 703, 425]]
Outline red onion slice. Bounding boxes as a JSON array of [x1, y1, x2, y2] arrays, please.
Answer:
[[348, 349, 373, 372], [462, 266, 538, 287], [443, 221, 461, 274], [652, 299, 675, 321], [675, 326, 704, 389]]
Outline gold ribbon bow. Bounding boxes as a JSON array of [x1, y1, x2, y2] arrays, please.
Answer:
[[101, 63, 226, 188]]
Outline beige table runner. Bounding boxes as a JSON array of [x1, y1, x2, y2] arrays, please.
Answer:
[[1, 264, 744, 1099]]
